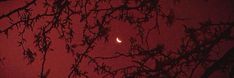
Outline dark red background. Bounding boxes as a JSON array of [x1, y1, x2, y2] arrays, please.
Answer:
[[0, 0, 234, 78]]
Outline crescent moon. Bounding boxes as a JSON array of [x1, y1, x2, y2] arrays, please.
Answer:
[[116, 37, 122, 43]]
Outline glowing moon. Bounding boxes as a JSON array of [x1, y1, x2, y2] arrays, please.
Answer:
[[116, 37, 122, 43]]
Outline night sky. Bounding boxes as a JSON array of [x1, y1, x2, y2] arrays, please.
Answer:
[[0, 0, 234, 78]]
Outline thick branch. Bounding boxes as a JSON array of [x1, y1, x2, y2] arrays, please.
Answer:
[[201, 47, 234, 78]]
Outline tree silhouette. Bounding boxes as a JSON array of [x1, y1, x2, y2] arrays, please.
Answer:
[[0, 0, 233, 78]]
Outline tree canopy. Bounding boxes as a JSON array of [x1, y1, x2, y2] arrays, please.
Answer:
[[0, 0, 234, 78]]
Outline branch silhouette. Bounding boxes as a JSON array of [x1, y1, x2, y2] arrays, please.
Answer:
[[0, 0, 233, 78]]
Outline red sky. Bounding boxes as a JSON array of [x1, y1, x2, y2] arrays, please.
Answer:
[[0, 0, 234, 78]]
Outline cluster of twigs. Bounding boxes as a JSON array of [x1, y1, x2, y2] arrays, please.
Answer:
[[0, 0, 233, 78]]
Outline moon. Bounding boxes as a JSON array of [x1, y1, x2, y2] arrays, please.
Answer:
[[116, 37, 122, 43]]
